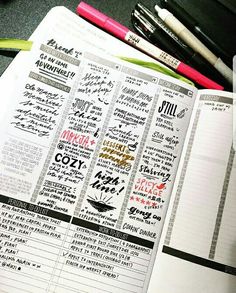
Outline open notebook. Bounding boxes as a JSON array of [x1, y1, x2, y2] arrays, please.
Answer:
[[0, 6, 235, 293]]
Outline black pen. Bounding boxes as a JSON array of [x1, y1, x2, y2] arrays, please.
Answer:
[[133, 4, 211, 70], [160, 0, 231, 66], [132, 10, 187, 62], [132, 3, 229, 88]]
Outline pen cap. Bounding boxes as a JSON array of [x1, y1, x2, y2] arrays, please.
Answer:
[[77, 2, 128, 39]]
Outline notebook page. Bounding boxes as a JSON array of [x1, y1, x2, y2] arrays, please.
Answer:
[[0, 7, 198, 293], [163, 90, 235, 268], [147, 90, 235, 293]]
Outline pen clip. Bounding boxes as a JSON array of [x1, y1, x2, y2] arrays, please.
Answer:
[[135, 2, 164, 27], [135, 2, 188, 48], [131, 9, 155, 39]]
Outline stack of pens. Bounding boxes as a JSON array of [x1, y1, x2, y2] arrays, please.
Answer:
[[131, 1, 233, 90], [77, 1, 233, 90]]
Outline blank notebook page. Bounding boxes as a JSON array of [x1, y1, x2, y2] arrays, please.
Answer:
[[164, 92, 235, 268]]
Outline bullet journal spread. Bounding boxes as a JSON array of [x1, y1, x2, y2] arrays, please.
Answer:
[[0, 7, 235, 293]]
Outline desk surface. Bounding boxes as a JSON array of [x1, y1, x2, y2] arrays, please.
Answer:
[[1, 0, 235, 86]]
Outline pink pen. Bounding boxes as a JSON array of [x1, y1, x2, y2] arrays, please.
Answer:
[[76, 2, 224, 90]]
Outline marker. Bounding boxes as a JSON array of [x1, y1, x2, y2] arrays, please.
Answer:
[[155, 4, 233, 84], [160, 0, 232, 66], [76, 2, 223, 90], [133, 2, 225, 85]]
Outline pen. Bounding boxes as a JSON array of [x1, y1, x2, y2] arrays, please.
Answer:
[[133, 3, 225, 85], [154, 4, 233, 84], [133, 3, 229, 89], [160, 0, 232, 66], [132, 5, 187, 63], [131, 10, 186, 62], [76, 2, 223, 90]]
